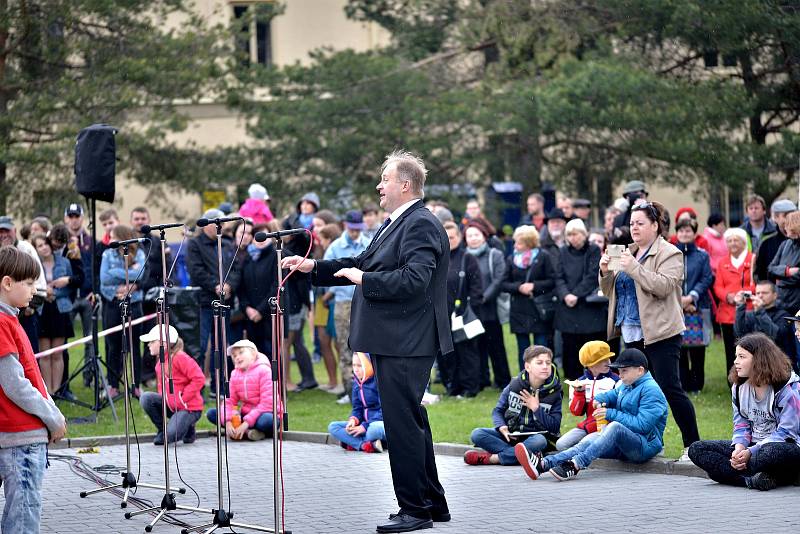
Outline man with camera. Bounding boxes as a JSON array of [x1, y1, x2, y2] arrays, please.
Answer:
[[734, 280, 795, 360]]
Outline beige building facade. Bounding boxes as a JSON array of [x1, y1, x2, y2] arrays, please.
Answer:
[[112, 0, 390, 225]]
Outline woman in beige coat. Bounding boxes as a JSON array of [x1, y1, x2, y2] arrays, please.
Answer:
[[599, 201, 700, 457]]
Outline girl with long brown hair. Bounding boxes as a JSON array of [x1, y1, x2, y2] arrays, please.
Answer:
[[688, 333, 800, 490]]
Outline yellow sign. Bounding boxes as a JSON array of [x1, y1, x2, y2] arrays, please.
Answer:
[[202, 190, 226, 213]]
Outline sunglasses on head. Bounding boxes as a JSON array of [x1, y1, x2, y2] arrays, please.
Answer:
[[631, 201, 658, 220]]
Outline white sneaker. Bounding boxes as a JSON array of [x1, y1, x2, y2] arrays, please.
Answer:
[[373, 440, 384, 453], [326, 384, 345, 396], [247, 429, 266, 441], [677, 447, 691, 462], [421, 392, 440, 405], [336, 394, 351, 405]]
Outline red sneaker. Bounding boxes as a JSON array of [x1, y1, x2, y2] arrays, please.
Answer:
[[361, 441, 376, 453], [463, 450, 492, 465]]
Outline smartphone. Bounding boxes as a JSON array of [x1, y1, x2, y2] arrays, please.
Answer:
[[607, 244, 625, 271], [742, 291, 752, 299]]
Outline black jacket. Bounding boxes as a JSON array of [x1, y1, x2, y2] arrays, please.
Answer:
[[469, 245, 506, 323], [554, 242, 606, 334], [501, 248, 557, 335], [238, 245, 280, 317], [313, 200, 453, 357], [283, 241, 311, 315], [186, 232, 241, 307], [734, 302, 796, 359], [139, 233, 173, 296], [755, 230, 787, 283], [446, 246, 483, 316], [767, 238, 800, 314]]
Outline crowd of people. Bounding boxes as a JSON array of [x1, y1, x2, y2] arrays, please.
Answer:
[[4, 173, 800, 532]]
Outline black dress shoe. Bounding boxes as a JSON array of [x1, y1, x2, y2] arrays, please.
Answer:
[[376, 513, 433, 533], [390, 510, 450, 523]]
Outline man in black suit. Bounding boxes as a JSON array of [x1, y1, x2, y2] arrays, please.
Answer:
[[282, 150, 453, 533]]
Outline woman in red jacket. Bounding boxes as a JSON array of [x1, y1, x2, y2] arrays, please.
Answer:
[[139, 325, 205, 445], [713, 228, 754, 376]]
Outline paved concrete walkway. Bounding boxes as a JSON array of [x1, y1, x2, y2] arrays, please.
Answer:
[[27, 437, 800, 533]]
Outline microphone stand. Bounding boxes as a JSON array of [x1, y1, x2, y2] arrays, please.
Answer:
[[181, 222, 279, 534], [268, 236, 290, 534], [80, 243, 171, 506], [124, 231, 192, 532]]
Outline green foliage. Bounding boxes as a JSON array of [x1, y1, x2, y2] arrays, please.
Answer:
[[0, 0, 233, 214], [233, 0, 800, 210]]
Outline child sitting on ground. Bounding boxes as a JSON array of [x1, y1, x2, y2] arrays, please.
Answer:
[[556, 341, 620, 450], [207, 339, 279, 441], [328, 352, 385, 453], [465, 345, 562, 466], [517, 348, 667, 481], [688, 332, 800, 490], [0, 246, 67, 532], [139, 325, 205, 445]]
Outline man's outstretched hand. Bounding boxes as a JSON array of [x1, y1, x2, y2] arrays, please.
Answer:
[[334, 268, 363, 285], [281, 255, 315, 273]]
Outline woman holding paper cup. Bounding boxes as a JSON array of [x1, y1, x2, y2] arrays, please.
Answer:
[[599, 201, 700, 456]]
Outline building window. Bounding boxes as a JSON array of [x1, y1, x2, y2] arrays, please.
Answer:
[[232, 4, 272, 67]]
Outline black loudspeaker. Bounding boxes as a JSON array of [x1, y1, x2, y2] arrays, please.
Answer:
[[75, 124, 117, 202]]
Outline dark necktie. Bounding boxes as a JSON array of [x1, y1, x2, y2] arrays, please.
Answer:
[[368, 217, 392, 248]]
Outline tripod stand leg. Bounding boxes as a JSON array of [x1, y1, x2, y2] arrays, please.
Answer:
[[145, 508, 168, 532], [125, 505, 161, 519], [79, 482, 122, 497], [122, 486, 131, 507]]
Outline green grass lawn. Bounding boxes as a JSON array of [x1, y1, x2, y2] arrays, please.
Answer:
[[57, 323, 733, 458]]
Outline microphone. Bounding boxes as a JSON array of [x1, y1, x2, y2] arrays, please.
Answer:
[[254, 228, 308, 242], [196, 216, 243, 227], [109, 237, 148, 249], [141, 222, 184, 233]]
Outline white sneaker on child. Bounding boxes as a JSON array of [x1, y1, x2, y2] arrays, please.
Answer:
[[247, 429, 266, 441], [336, 394, 351, 405]]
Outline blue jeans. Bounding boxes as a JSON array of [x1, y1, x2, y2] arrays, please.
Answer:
[[206, 408, 276, 436], [139, 392, 201, 443], [470, 427, 548, 465], [542, 421, 652, 470], [0, 442, 47, 533], [328, 420, 386, 450], [515, 333, 550, 373]]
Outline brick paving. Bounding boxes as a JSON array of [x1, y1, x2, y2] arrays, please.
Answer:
[[20, 437, 799, 533]]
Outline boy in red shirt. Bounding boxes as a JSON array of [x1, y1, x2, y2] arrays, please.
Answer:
[[0, 246, 67, 532]]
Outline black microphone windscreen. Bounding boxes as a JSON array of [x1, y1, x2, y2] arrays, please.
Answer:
[[140, 225, 151, 234], [254, 231, 267, 242], [196, 218, 210, 228]]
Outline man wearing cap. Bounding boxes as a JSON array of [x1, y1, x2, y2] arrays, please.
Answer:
[[324, 210, 370, 398], [611, 180, 648, 245], [518, 348, 668, 481], [138, 324, 205, 445], [783, 310, 800, 371], [572, 199, 591, 225], [540, 208, 567, 263], [63, 203, 96, 386], [186, 208, 242, 387], [0, 216, 47, 351], [755, 199, 797, 282]]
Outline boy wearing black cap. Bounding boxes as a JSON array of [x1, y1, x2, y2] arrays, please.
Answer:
[[518, 348, 668, 481]]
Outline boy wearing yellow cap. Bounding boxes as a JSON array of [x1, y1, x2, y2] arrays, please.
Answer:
[[555, 341, 620, 451]]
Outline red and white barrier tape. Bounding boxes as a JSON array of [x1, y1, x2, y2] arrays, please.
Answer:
[[34, 313, 158, 359]]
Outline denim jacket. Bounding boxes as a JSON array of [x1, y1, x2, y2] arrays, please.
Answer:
[[100, 248, 146, 303], [50, 254, 74, 314]]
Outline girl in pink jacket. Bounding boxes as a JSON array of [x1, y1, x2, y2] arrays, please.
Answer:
[[206, 339, 280, 441]]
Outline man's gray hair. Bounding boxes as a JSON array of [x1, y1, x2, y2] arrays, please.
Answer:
[[382, 149, 427, 197]]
